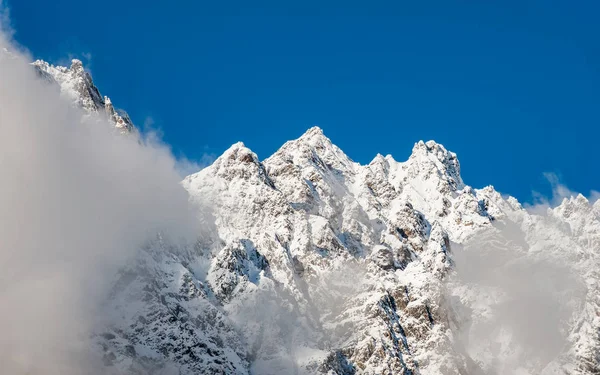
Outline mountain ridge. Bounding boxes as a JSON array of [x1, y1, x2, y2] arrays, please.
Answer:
[[27, 58, 600, 374], [32, 58, 135, 132]]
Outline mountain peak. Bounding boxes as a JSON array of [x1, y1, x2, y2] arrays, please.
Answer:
[[408, 139, 464, 190], [266, 126, 356, 176], [220, 142, 257, 163], [559, 193, 590, 207], [296, 125, 331, 146], [190, 141, 277, 189], [370, 153, 387, 165], [70, 59, 84, 73], [31, 59, 134, 132], [304, 125, 324, 134], [412, 140, 452, 158]]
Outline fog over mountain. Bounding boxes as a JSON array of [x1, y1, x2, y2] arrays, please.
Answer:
[[1, 15, 599, 375]]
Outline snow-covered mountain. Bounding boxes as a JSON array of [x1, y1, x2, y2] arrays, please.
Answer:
[[32, 59, 135, 132], [31, 60, 600, 374]]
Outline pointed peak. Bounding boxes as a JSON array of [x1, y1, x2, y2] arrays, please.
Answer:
[[223, 141, 250, 155], [371, 153, 398, 167], [563, 193, 590, 210], [370, 153, 386, 165], [575, 193, 589, 204], [410, 139, 459, 166], [71, 59, 84, 70], [296, 126, 331, 146], [560, 193, 590, 207], [480, 185, 496, 194], [228, 141, 247, 150], [554, 193, 592, 219], [368, 154, 394, 177], [32, 59, 49, 68], [407, 140, 464, 191], [273, 126, 334, 151], [301, 126, 325, 138], [219, 142, 259, 164], [69, 59, 88, 79], [266, 126, 355, 173], [412, 140, 451, 156], [198, 142, 277, 188], [384, 154, 397, 164]]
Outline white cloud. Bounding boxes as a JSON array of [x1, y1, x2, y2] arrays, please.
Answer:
[[0, 20, 200, 375], [451, 222, 585, 373], [542, 172, 577, 202], [526, 172, 598, 214], [0, 0, 13, 39], [81, 51, 92, 63]]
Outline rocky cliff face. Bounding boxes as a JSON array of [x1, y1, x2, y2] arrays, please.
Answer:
[[31, 59, 600, 374], [32, 59, 135, 132]]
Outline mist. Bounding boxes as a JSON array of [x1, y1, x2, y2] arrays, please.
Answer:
[[0, 29, 200, 374], [450, 219, 586, 374]]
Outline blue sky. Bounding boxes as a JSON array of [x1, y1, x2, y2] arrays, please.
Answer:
[[7, 1, 600, 203]]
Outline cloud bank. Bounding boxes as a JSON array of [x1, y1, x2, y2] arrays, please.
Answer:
[[0, 23, 199, 375]]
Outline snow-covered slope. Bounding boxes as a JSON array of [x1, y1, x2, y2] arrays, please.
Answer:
[[179, 128, 600, 375], [32, 58, 600, 374]]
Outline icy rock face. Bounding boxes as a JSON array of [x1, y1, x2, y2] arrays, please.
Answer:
[[97, 239, 249, 375], [32, 59, 134, 132]]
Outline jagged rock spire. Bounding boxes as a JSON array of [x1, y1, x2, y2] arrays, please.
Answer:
[[31, 58, 134, 132], [408, 140, 464, 191]]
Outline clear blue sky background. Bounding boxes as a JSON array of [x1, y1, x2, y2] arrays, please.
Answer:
[[7, 1, 600, 203]]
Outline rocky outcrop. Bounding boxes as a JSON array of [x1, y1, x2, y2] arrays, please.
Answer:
[[32, 59, 134, 132]]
